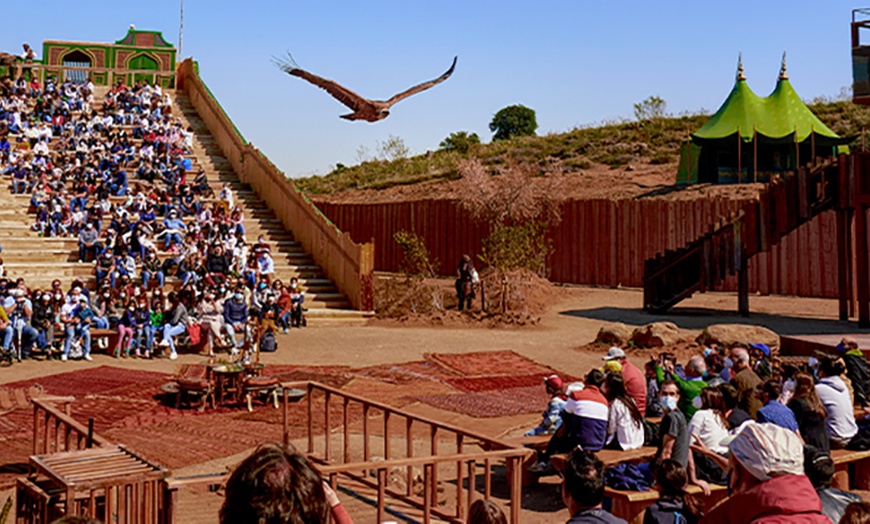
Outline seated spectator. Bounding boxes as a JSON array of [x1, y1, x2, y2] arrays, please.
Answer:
[[729, 347, 763, 419], [756, 379, 798, 432], [467, 500, 506, 524], [222, 289, 249, 354], [530, 370, 609, 474], [560, 449, 626, 523], [159, 291, 187, 360], [815, 356, 858, 447], [788, 372, 830, 453], [656, 380, 710, 494], [804, 448, 862, 524], [687, 387, 729, 484], [749, 342, 772, 381], [603, 373, 644, 451], [716, 383, 752, 431], [602, 346, 646, 414], [220, 443, 352, 524], [643, 459, 702, 524], [644, 360, 663, 418], [705, 423, 828, 523], [525, 374, 568, 437], [841, 502, 870, 524], [657, 354, 706, 420], [77, 222, 100, 263], [838, 337, 870, 408]]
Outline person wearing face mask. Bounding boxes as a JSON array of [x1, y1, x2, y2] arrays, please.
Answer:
[[31, 292, 56, 353], [114, 301, 138, 358], [656, 380, 710, 496], [656, 354, 707, 420], [132, 300, 151, 357], [288, 278, 305, 328], [91, 287, 112, 330], [159, 291, 187, 360], [686, 387, 729, 485], [222, 290, 249, 354], [197, 292, 223, 357]]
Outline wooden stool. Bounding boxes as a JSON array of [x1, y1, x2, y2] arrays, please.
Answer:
[[176, 377, 215, 412], [243, 376, 280, 412]]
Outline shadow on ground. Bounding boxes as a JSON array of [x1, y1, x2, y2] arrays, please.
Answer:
[[559, 306, 859, 336]]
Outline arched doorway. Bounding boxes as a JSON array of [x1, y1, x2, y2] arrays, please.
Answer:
[[127, 54, 159, 86], [62, 50, 91, 83]]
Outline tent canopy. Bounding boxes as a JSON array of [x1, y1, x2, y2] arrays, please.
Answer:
[[692, 62, 846, 145]]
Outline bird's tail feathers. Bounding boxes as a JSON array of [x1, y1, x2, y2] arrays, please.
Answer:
[[272, 52, 300, 74]]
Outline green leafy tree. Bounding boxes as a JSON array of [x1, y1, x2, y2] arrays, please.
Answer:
[[439, 131, 481, 154], [489, 105, 537, 141]]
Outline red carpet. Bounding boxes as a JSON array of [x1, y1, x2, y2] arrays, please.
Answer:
[[0, 351, 569, 488], [427, 350, 557, 377]]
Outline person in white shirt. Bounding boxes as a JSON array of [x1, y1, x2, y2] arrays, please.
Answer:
[[603, 373, 644, 450], [688, 387, 731, 455]]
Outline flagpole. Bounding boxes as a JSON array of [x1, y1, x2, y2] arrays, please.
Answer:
[[178, 0, 184, 59]]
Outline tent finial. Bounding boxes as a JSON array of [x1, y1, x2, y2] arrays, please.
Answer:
[[737, 52, 746, 81], [779, 51, 788, 80]]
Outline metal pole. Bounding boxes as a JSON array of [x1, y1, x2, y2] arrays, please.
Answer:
[[178, 0, 184, 59]]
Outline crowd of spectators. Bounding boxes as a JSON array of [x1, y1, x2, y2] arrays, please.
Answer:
[[520, 336, 870, 523], [0, 75, 305, 362]]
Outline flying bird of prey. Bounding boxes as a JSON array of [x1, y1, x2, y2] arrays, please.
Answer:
[[276, 54, 457, 122]]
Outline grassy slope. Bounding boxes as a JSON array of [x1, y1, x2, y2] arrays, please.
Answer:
[[294, 97, 870, 196]]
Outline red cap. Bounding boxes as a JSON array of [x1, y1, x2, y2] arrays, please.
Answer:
[[544, 374, 563, 390]]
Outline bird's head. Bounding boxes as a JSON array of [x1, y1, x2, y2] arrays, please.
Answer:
[[376, 110, 390, 121]]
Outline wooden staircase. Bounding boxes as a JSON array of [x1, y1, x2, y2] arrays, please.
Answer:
[[643, 156, 843, 313], [0, 90, 369, 322]]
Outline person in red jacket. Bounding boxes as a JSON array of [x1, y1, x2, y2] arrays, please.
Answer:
[[705, 423, 829, 524], [220, 443, 353, 524], [602, 347, 646, 414]]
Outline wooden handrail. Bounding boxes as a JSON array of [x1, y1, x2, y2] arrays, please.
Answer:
[[289, 381, 522, 451], [317, 448, 531, 474], [32, 397, 111, 455]]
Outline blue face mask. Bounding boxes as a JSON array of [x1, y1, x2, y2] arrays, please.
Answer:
[[659, 396, 677, 412]]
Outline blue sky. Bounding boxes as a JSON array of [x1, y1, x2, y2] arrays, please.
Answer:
[[0, 1, 860, 177]]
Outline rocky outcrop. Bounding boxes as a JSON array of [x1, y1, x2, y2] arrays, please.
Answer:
[[595, 322, 634, 346], [696, 324, 780, 352], [630, 321, 683, 348]]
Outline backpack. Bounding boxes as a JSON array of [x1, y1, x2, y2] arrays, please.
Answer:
[[259, 331, 277, 353], [642, 418, 660, 447]]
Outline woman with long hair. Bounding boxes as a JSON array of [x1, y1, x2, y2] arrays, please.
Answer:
[[643, 459, 703, 524], [603, 373, 644, 450], [788, 372, 830, 453], [687, 387, 729, 484]]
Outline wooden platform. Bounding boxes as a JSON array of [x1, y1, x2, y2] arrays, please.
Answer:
[[780, 333, 870, 358]]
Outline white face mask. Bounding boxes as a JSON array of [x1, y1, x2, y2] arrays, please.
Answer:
[[692, 396, 703, 410]]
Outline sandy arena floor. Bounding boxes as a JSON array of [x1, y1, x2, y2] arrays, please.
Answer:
[[0, 286, 858, 522]]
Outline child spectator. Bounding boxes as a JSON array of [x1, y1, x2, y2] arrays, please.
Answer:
[[643, 459, 702, 524], [525, 375, 567, 437]]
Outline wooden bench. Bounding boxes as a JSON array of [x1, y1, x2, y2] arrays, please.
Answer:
[[604, 484, 728, 524], [831, 447, 870, 490]]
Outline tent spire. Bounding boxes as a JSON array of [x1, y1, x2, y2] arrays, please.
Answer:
[[779, 51, 788, 80], [737, 52, 746, 81]]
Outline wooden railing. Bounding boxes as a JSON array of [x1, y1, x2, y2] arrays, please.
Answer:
[[31, 397, 110, 455], [288, 381, 529, 524], [163, 381, 531, 524], [175, 58, 374, 311]]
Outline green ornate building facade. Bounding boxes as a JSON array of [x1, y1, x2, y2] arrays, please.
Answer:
[[3, 26, 176, 88]]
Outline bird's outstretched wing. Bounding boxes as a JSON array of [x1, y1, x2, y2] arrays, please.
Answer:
[[385, 56, 457, 107], [274, 53, 371, 112]]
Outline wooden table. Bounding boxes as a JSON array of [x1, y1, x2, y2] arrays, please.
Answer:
[[605, 484, 728, 524], [831, 447, 870, 490], [26, 445, 168, 523]]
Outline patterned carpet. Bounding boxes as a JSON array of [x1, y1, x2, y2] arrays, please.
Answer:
[[0, 350, 562, 487]]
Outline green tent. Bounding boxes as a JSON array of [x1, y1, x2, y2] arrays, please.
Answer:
[[686, 57, 851, 184], [693, 67, 844, 145]]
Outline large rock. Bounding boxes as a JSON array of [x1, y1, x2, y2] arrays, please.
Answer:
[[595, 322, 633, 346], [696, 324, 780, 352], [630, 322, 682, 348]]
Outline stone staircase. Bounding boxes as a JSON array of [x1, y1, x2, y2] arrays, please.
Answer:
[[0, 90, 369, 323]]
